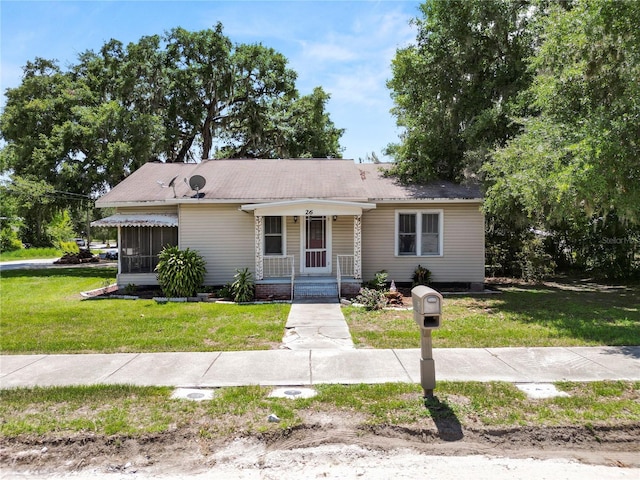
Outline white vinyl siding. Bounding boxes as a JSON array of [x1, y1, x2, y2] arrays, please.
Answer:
[[112, 201, 484, 287], [118, 206, 178, 215], [179, 204, 255, 285], [286, 217, 300, 266], [331, 216, 354, 276], [362, 203, 484, 283]]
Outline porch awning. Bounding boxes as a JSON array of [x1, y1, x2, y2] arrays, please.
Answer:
[[240, 199, 376, 216], [91, 213, 178, 228]]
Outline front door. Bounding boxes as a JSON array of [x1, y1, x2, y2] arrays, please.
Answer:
[[302, 216, 331, 274]]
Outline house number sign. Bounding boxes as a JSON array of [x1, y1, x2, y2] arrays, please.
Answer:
[[305, 210, 314, 215]]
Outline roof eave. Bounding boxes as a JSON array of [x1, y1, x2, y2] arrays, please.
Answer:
[[372, 198, 483, 203]]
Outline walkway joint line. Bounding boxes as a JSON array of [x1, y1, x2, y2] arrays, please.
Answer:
[[103, 353, 140, 381], [201, 352, 223, 379]]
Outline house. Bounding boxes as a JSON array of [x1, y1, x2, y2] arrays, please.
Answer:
[[92, 159, 484, 299]]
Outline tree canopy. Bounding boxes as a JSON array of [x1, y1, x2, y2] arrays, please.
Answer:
[[484, 0, 640, 224], [386, 0, 535, 183], [387, 0, 640, 278], [0, 24, 344, 246]]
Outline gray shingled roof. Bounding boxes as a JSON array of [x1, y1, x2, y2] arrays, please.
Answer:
[[96, 159, 482, 206]]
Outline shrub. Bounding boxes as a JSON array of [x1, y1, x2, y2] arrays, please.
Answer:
[[0, 228, 23, 252], [217, 282, 234, 299], [231, 268, 254, 303], [518, 236, 556, 282], [123, 283, 137, 296], [155, 246, 206, 298], [366, 270, 388, 290], [59, 241, 80, 254], [356, 287, 388, 310], [412, 264, 432, 286], [47, 210, 75, 248]]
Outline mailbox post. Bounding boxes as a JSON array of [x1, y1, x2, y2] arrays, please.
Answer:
[[411, 285, 443, 398]]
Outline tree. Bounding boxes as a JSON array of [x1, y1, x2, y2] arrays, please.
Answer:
[[1, 175, 57, 246], [386, 0, 536, 183], [216, 86, 343, 159], [0, 24, 344, 246], [484, 0, 640, 277], [1, 24, 342, 186]]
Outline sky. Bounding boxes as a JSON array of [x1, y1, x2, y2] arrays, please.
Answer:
[[0, 0, 422, 162]]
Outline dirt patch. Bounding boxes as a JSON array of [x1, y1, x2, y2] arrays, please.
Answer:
[[2, 419, 639, 477]]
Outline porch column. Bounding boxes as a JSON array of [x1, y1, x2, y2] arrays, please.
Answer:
[[255, 215, 264, 280], [354, 214, 362, 279]]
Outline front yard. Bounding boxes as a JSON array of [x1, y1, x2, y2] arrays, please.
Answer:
[[0, 267, 289, 353], [1, 267, 639, 473], [1, 267, 638, 353], [346, 281, 640, 349]]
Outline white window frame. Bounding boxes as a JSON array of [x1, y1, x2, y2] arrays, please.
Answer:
[[395, 209, 444, 257], [263, 215, 286, 256]]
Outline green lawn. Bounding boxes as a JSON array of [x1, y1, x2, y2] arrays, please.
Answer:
[[1, 268, 638, 354], [0, 247, 62, 261], [0, 267, 289, 353], [1, 381, 638, 437], [345, 283, 640, 349]]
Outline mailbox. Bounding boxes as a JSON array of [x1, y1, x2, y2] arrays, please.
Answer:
[[412, 285, 442, 330], [411, 285, 443, 397]]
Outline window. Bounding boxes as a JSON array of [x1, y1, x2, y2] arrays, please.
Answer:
[[120, 226, 178, 273], [421, 213, 440, 255], [396, 211, 442, 256], [398, 213, 416, 255], [264, 216, 284, 255]]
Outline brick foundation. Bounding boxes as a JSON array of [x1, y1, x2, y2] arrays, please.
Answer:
[[340, 282, 362, 297], [256, 283, 292, 301]]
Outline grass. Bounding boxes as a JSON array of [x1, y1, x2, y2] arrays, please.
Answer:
[[1, 268, 639, 353], [0, 267, 289, 353], [0, 247, 62, 261], [1, 381, 638, 437], [345, 284, 640, 349], [1, 270, 638, 440]]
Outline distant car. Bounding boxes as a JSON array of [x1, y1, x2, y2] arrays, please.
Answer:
[[99, 249, 118, 260], [75, 238, 86, 248]]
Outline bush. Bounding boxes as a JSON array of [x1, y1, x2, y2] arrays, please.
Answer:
[[47, 210, 75, 248], [356, 287, 388, 310], [231, 268, 254, 303], [155, 246, 206, 298], [217, 282, 234, 299], [0, 228, 23, 252], [518, 236, 555, 282], [412, 264, 432, 286], [59, 241, 80, 254], [366, 270, 388, 290]]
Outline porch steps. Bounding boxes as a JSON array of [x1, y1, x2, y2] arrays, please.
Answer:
[[293, 278, 338, 300]]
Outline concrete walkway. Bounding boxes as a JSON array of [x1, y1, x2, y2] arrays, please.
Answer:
[[1, 346, 638, 389], [0, 258, 59, 271], [282, 300, 354, 350]]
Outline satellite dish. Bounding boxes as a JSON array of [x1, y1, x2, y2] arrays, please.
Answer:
[[189, 175, 206, 191]]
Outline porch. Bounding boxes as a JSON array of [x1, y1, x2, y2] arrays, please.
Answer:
[[255, 255, 362, 301], [242, 199, 375, 301]]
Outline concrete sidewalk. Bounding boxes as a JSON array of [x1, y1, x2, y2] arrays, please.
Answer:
[[1, 346, 638, 389], [282, 300, 354, 350]]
